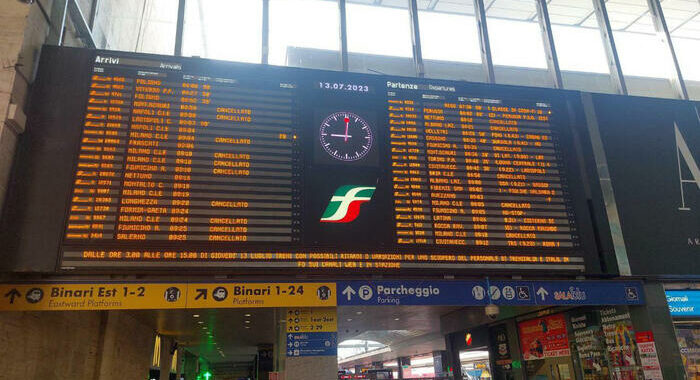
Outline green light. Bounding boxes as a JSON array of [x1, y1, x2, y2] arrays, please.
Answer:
[[202, 370, 212, 380]]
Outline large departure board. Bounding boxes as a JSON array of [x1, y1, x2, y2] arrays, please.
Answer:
[[66, 62, 300, 244], [387, 84, 573, 248], [0, 47, 600, 273]]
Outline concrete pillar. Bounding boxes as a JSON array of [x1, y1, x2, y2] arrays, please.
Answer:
[[432, 351, 448, 378], [96, 311, 156, 379], [398, 357, 411, 379], [0, 0, 88, 213], [175, 347, 184, 379], [0, 0, 32, 212], [274, 309, 287, 375], [285, 356, 337, 380], [0, 310, 154, 379], [354, 365, 364, 375], [628, 282, 686, 379]]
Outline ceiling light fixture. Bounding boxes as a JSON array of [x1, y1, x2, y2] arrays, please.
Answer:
[[244, 313, 252, 317], [193, 314, 200, 318]]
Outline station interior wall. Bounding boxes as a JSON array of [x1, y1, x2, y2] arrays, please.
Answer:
[[0, 310, 155, 380]]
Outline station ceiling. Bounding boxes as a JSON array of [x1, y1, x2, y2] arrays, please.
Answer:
[[339, 0, 699, 37], [127, 305, 462, 366]]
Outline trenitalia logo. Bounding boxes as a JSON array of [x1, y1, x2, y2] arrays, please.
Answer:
[[320, 185, 376, 223]]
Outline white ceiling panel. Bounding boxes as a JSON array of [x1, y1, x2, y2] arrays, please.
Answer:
[[487, 7, 534, 19], [549, 3, 593, 18], [486, 0, 537, 20], [434, 0, 475, 15], [549, 14, 583, 25], [673, 16, 700, 38], [382, 0, 410, 7]]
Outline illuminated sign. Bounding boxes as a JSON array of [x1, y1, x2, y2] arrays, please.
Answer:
[[0, 47, 601, 273], [286, 308, 337, 332], [0, 282, 336, 311], [666, 290, 700, 317]]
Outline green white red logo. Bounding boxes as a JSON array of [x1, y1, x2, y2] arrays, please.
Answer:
[[320, 185, 376, 223]]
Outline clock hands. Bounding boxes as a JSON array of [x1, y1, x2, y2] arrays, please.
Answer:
[[320, 111, 372, 162]]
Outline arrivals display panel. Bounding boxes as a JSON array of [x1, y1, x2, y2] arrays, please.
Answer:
[[0, 47, 599, 272]]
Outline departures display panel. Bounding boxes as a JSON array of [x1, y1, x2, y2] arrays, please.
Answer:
[[2, 47, 600, 273]]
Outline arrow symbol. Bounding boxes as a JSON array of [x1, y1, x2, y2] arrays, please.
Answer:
[[4, 289, 21, 304], [342, 286, 356, 301], [195, 289, 207, 300], [536, 287, 549, 301], [288, 334, 293, 339]]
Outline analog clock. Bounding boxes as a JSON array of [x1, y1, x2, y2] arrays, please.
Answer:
[[319, 111, 373, 162]]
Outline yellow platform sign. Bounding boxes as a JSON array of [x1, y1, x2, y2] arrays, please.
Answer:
[[286, 307, 337, 332], [0, 283, 188, 311], [187, 283, 336, 309], [0, 282, 335, 311]]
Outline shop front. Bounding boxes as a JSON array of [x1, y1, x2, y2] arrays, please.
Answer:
[[666, 288, 700, 379], [444, 301, 669, 380]]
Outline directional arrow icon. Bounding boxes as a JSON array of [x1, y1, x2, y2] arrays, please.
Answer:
[[342, 286, 356, 301], [536, 287, 549, 301], [195, 289, 207, 300], [4, 289, 21, 304]]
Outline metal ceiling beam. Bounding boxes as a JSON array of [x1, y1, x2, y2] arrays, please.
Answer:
[[536, 0, 563, 88], [174, 0, 186, 56], [647, 0, 689, 99], [528, 0, 550, 22], [592, 0, 628, 95], [339, 0, 349, 71], [474, 0, 495, 83], [67, 0, 96, 48], [47, 0, 68, 46], [484, 0, 496, 12], [262, 0, 270, 64], [428, 0, 440, 10], [408, 0, 425, 77], [88, 0, 99, 30]]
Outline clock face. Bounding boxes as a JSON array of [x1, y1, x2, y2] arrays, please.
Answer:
[[319, 111, 373, 162]]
